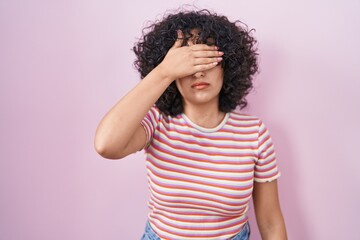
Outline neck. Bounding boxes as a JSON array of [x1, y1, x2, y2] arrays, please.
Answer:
[[183, 101, 226, 128]]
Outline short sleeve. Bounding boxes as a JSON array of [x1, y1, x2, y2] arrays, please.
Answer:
[[254, 120, 281, 183], [140, 106, 161, 149]]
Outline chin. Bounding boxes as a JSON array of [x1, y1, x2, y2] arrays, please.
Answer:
[[187, 96, 219, 106]]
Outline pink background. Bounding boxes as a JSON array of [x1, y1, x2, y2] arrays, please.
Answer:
[[1, 0, 359, 239]]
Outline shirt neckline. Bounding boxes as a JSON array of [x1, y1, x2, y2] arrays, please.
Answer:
[[181, 112, 230, 133]]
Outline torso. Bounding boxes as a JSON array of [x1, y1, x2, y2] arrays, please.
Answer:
[[144, 110, 262, 239]]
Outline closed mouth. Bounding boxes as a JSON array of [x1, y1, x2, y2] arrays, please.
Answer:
[[191, 82, 210, 88]]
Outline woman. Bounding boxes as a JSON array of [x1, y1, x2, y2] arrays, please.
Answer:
[[94, 9, 287, 240]]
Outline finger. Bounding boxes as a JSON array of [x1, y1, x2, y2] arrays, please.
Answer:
[[171, 30, 184, 49], [193, 61, 220, 72], [193, 57, 223, 66], [190, 44, 219, 51], [192, 50, 224, 58]]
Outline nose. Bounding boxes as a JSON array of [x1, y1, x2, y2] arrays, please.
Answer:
[[193, 71, 205, 78]]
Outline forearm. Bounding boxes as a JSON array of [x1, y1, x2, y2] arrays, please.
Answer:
[[94, 66, 173, 158], [258, 217, 287, 240], [253, 181, 287, 240]]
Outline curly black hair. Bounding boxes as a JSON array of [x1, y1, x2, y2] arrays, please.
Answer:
[[133, 9, 258, 116]]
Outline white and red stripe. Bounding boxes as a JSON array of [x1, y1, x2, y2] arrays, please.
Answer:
[[141, 107, 280, 239]]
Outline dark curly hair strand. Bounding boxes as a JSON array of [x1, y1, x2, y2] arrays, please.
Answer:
[[133, 9, 258, 116]]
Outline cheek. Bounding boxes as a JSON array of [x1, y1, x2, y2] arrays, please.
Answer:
[[175, 80, 185, 96], [175, 77, 191, 92], [175, 79, 181, 91]]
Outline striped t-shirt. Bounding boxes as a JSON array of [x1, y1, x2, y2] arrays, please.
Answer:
[[141, 107, 280, 240]]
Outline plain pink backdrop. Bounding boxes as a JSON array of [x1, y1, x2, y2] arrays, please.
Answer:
[[1, 0, 359, 239]]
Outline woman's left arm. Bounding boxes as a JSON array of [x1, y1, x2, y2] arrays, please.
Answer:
[[252, 180, 287, 240]]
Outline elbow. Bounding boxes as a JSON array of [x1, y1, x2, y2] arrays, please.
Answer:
[[94, 139, 126, 160]]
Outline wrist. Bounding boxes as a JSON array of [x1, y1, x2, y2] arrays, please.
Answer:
[[154, 64, 175, 85]]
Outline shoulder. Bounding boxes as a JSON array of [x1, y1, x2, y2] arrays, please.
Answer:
[[146, 106, 165, 120], [226, 111, 274, 137], [228, 110, 262, 126], [146, 106, 181, 124]]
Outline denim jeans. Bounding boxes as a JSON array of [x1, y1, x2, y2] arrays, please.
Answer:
[[141, 221, 250, 240]]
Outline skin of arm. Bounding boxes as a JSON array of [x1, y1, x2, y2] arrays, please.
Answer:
[[252, 180, 287, 240], [94, 31, 223, 159]]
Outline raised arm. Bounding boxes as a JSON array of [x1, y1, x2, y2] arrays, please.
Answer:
[[94, 31, 223, 159], [94, 67, 171, 159]]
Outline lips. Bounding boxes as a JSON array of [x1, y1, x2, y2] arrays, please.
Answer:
[[191, 82, 210, 89]]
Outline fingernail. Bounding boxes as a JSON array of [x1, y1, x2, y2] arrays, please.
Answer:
[[218, 51, 224, 56]]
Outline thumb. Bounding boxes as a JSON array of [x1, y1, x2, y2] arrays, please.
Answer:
[[171, 30, 184, 49]]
